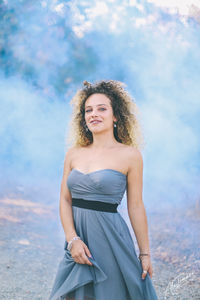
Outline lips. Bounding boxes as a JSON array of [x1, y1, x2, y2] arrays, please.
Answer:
[[90, 120, 102, 124]]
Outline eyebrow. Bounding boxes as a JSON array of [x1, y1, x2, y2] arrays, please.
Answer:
[[85, 104, 108, 108]]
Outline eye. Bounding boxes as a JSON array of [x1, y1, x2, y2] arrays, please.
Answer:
[[85, 108, 106, 113]]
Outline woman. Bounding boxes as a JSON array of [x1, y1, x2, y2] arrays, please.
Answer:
[[49, 80, 158, 300]]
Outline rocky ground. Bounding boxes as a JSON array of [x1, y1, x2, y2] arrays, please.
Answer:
[[0, 189, 199, 300]]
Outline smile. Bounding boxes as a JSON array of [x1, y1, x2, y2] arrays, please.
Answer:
[[90, 120, 102, 124]]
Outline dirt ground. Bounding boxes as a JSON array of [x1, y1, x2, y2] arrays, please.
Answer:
[[0, 192, 199, 300]]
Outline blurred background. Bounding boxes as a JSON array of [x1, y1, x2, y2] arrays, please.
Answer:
[[0, 0, 200, 299]]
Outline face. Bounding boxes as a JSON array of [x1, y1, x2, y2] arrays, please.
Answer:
[[84, 93, 117, 133]]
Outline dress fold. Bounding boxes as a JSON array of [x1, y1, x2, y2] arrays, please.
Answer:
[[49, 241, 107, 300]]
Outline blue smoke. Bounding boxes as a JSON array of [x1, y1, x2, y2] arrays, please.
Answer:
[[0, 0, 200, 212]]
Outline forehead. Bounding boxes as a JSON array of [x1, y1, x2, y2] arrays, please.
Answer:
[[85, 93, 111, 108]]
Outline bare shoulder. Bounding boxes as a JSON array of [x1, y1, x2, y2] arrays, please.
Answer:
[[64, 145, 78, 158], [123, 145, 143, 172], [125, 145, 143, 159], [63, 145, 80, 170], [119, 144, 142, 158]]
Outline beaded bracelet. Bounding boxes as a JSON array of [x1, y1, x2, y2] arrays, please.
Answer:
[[67, 236, 81, 251]]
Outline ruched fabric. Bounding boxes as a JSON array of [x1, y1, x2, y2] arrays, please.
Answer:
[[48, 169, 158, 300]]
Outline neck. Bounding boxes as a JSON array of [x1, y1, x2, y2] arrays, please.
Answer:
[[90, 130, 118, 149]]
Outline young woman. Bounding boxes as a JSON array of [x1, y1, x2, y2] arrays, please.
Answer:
[[49, 80, 158, 300]]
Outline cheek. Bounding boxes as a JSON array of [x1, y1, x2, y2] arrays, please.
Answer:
[[84, 114, 89, 121], [104, 110, 113, 121]]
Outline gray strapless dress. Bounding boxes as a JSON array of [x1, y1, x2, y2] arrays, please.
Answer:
[[48, 168, 158, 300]]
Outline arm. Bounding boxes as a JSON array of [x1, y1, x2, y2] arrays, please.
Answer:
[[126, 148, 150, 255], [59, 147, 93, 265], [59, 147, 78, 242], [126, 148, 153, 279]]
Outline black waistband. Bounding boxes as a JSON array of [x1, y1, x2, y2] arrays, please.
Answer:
[[72, 198, 118, 213]]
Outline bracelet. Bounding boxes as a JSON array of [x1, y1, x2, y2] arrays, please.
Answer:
[[138, 253, 150, 260], [67, 236, 81, 251]]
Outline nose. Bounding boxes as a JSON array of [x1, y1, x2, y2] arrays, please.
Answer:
[[90, 109, 99, 117]]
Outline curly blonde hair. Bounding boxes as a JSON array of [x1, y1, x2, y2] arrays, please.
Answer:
[[66, 80, 145, 151]]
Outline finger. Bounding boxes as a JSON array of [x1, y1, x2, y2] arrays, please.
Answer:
[[86, 258, 93, 266], [75, 257, 87, 265], [149, 269, 153, 278], [84, 255, 93, 265], [147, 263, 152, 276], [84, 244, 93, 258], [82, 245, 93, 265], [73, 252, 85, 264], [141, 270, 148, 280], [80, 252, 93, 266]]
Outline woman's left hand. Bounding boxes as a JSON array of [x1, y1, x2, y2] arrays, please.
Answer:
[[139, 256, 153, 280]]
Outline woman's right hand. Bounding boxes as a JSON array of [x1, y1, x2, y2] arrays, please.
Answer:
[[70, 239, 93, 266]]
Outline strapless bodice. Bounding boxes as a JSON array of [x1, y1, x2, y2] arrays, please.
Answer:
[[67, 168, 127, 205]]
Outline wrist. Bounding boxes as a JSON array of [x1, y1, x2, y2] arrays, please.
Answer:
[[66, 232, 78, 243], [138, 253, 150, 260], [67, 236, 81, 251], [139, 251, 150, 255]]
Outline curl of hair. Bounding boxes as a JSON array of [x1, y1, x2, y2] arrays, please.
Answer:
[[66, 80, 145, 151]]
